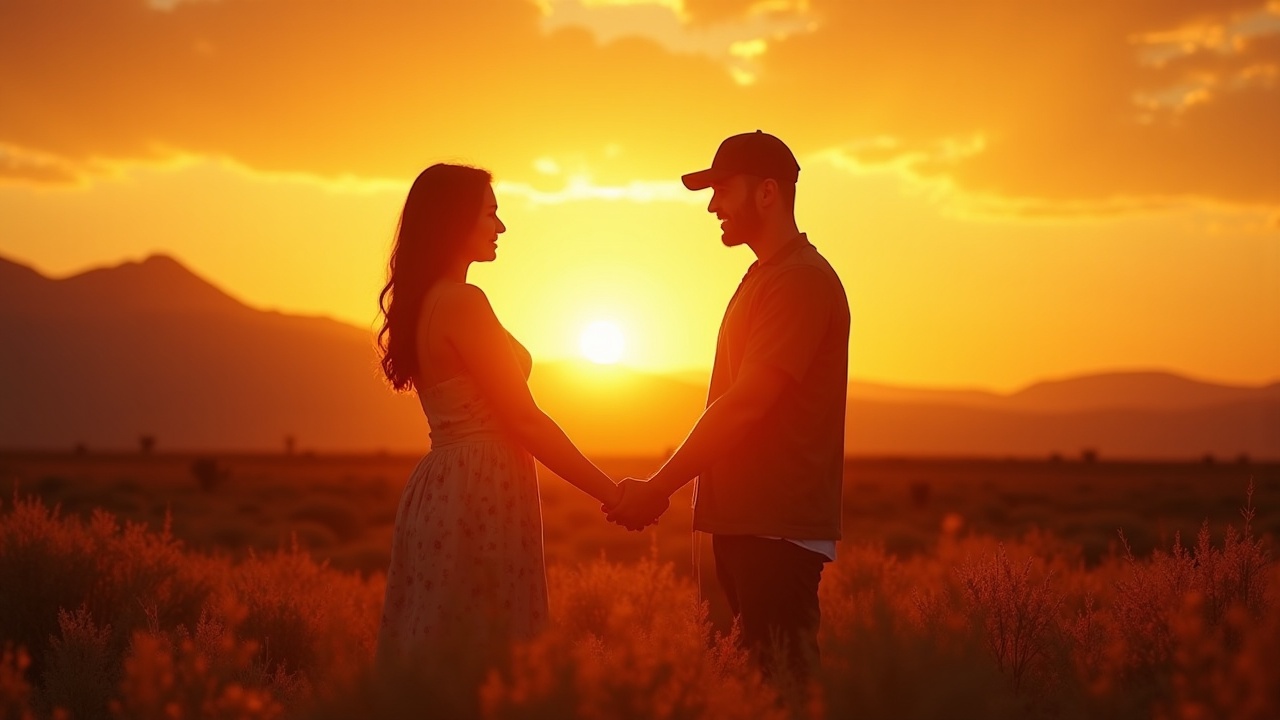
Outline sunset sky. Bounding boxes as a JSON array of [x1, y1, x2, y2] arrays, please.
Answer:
[[2, 0, 1278, 391]]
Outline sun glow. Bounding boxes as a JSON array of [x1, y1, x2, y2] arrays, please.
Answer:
[[579, 321, 626, 365]]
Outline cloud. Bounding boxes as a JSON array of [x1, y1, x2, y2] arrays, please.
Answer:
[[0, 145, 82, 185], [1, 0, 753, 187], [2, 0, 1278, 211], [742, 0, 1280, 208], [540, 0, 814, 84], [498, 176, 700, 204]]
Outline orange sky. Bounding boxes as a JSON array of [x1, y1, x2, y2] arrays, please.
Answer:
[[2, 0, 1278, 391]]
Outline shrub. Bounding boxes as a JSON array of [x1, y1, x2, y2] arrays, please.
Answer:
[[111, 626, 282, 720], [955, 544, 1065, 695], [0, 495, 102, 678], [1157, 585, 1280, 720], [0, 645, 36, 720], [230, 543, 381, 696], [40, 606, 115, 719], [1111, 480, 1272, 688], [191, 458, 230, 493], [823, 545, 1018, 720], [481, 554, 787, 720], [0, 493, 374, 716], [1, 483, 1276, 719]]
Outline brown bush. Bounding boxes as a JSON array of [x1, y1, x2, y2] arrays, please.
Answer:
[[0, 645, 36, 720], [0, 484, 1275, 719]]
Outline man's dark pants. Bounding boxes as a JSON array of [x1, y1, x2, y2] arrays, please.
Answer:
[[712, 534, 825, 680]]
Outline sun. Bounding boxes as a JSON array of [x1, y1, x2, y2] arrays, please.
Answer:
[[579, 321, 626, 365]]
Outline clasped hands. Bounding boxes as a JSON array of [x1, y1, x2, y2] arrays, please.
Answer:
[[603, 477, 670, 531]]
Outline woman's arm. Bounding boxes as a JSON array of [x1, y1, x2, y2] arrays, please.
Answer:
[[439, 284, 623, 509]]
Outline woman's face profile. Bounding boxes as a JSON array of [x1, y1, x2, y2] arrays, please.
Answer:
[[461, 184, 505, 264]]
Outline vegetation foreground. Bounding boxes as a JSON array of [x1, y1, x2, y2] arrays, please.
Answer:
[[1, 478, 1276, 720]]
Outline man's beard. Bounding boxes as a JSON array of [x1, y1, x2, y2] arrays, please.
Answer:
[[721, 203, 763, 247]]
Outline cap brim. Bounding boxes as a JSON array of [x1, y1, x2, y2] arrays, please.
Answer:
[[681, 167, 725, 191]]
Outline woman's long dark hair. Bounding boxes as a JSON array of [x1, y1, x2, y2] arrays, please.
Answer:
[[378, 163, 493, 392]]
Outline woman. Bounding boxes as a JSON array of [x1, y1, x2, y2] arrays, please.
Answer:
[[373, 164, 623, 669]]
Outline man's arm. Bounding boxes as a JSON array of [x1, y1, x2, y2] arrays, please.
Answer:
[[649, 363, 793, 496], [606, 363, 793, 529], [606, 265, 833, 527], [650, 265, 834, 498], [601, 363, 783, 527]]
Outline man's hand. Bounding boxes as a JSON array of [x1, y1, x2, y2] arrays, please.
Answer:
[[602, 477, 670, 531]]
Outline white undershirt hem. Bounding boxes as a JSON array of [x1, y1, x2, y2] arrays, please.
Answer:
[[758, 536, 837, 562]]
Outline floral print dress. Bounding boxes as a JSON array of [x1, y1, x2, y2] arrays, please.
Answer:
[[375, 335, 547, 664]]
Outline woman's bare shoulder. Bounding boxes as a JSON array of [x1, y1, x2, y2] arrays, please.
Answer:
[[443, 282, 494, 313], [428, 283, 499, 333]]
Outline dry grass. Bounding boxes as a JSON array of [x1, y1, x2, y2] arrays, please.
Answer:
[[4, 454, 1277, 579], [0, 455, 1277, 718]]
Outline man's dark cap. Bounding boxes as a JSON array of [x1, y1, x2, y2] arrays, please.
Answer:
[[681, 130, 800, 191]]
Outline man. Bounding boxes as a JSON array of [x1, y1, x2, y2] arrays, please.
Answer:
[[607, 130, 850, 680]]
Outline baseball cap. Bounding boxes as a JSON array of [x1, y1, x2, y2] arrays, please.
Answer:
[[681, 130, 800, 191]]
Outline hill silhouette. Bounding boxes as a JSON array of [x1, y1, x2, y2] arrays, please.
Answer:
[[848, 373, 1280, 413], [1, 253, 1277, 458], [0, 254, 425, 452]]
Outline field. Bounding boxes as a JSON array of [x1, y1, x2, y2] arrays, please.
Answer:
[[4, 452, 1276, 573], [1, 452, 1277, 718]]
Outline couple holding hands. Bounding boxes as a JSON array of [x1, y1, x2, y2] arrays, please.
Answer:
[[374, 131, 850, 685]]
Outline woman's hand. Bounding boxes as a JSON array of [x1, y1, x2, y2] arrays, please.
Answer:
[[603, 477, 669, 531], [602, 480, 626, 514]]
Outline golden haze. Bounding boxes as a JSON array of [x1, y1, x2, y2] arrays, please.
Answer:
[[0, 0, 1277, 390]]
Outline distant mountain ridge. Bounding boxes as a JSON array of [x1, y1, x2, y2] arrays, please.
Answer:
[[1, 252, 1277, 458], [0, 253, 412, 453], [848, 373, 1280, 414], [0, 254, 249, 316]]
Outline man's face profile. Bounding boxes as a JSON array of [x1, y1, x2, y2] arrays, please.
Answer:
[[708, 175, 763, 248]]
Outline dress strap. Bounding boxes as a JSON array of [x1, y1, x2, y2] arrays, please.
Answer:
[[415, 283, 456, 383], [420, 282, 449, 337]]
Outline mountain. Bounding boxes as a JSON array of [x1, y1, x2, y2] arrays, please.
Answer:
[[1004, 372, 1280, 413], [847, 381, 1006, 410], [0, 254, 427, 452], [0, 256, 46, 295], [848, 373, 1280, 414], [1, 254, 247, 316], [844, 399, 1278, 459], [843, 374, 1280, 457], [1, 253, 1277, 458]]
